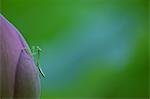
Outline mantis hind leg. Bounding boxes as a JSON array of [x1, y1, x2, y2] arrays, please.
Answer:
[[38, 67, 46, 78]]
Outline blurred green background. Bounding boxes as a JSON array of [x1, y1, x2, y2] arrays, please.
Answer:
[[1, 0, 149, 98]]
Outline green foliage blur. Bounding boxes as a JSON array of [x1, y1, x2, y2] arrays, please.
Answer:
[[1, 0, 149, 98]]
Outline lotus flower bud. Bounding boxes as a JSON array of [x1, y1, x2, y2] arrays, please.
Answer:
[[0, 15, 40, 99]]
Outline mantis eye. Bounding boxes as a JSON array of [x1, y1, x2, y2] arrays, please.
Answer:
[[36, 46, 42, 51]]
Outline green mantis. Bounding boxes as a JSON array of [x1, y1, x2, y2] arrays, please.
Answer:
[[31, 46, 46, 78], [31, 46, 45, 78], [23, 46, 46, 78]]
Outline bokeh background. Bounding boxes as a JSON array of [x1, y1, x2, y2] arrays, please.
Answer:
[[1, 0, 149, 98]]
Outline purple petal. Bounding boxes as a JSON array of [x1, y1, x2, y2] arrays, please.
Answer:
[[0, 15, 40, 98], [14, 50, 40, 98]]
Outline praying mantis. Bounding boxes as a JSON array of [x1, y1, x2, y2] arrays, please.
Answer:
[[24, 46, 46, 78], [32, 46, 46, 78]]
